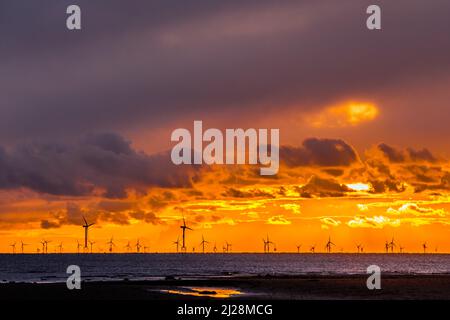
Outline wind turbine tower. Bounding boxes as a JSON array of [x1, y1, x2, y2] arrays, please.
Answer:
[[180, 217, 192, 253], [82, 216, 95, 251]]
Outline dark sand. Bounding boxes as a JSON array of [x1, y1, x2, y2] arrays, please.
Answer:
[[1, 274, 450, 300]]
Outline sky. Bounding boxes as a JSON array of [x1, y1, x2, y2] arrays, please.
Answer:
[[1, 0, 450, 253]]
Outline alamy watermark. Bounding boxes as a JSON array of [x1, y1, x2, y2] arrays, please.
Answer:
[[171, 121, 279, 176], [366, 265, 381, 290], [66, 265, 81, 290]]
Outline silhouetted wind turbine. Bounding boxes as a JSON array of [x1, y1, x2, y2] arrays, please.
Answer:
[[44, 240, 51, 254], [88, 240, 95, 253], [263, 235, 274, 253], [225, 241, 232, 253], [125, 241, 132, 252], [136, 239, 142, 253], [310, 244, 316, 253], [213, 242, 217, 253], [180, 217, 192, 253], [399, 245, 404, 253], [422, 242, 427, 254], [296, 244, 302, 253], [57, 242, 63, 253], [40, 240, 46, 254], [10, 242, 16, 254], [173, 236, 180, 253], [325, 236, 335, 253], [389, 237, 396, 253], [20, 241, 28, 254], [199, 235, 209, 253], [76, 240, 82, 253], [385, 241, 389, 253], [107, 237, 115, 253], [82, 216, 95, 251], [356, 244, 362, 253]]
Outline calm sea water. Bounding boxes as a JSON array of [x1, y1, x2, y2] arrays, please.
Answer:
[[0, 253, 449, 283]]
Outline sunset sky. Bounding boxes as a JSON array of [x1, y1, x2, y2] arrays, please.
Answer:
[[1, 0, 450, 253]]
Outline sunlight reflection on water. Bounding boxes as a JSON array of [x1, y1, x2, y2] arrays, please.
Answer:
[[162, 287, 242, 298]]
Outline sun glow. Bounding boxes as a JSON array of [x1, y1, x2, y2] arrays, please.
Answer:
[[310, 102, 379, 127], [346, 183, 371, 191]]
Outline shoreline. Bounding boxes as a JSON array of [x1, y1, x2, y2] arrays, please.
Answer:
[[1, 274, 450, 300]]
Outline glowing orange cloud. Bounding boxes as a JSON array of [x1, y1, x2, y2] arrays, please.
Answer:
[[309, 102, 379, 128]]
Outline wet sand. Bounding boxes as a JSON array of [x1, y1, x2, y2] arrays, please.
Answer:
[[1, 274, 450, 300]]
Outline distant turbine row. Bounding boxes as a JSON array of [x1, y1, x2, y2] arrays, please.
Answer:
[[5, 217, 438, 254]]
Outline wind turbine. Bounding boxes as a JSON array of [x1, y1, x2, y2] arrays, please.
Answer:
[[213, 242, 217, 253], [82, 216, 95, 251], [40, 240, 46, 254], [225, 241, 232, 253], [180, 217, 192, 253], [125, 241, 132, 252], [296, 244, 302, 253], [57, 242, 63, 253], [325, 236, 335, 253], [389, 237, 396, 253], [20, 241, 29, 254], [422, 242, 427, 254], [356, 244, 362, 253], [136, 239, 142, 253], [173, 236, 180, 253], [44, 240, 51, 254], [310, 244, 316, 253], [107, 237, 115, 253], [399, 245, 404, 253], [10, 242, 16, 254], [88, 240, 95, 253], [263, 235, 273, 253], [199, 235, 209, 253], [76, 240, 82, 253]]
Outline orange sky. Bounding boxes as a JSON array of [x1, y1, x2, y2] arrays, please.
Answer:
[[2, 1, 450, 254], [1, 102, 450, 254]]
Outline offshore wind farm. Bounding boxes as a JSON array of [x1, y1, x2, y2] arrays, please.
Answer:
[[2, 216, 443, 255]]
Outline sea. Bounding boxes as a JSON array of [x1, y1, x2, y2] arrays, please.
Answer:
[[0, 253, 449, 283]]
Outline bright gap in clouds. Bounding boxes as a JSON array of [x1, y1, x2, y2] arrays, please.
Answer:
[[346, 183, 371, 191]]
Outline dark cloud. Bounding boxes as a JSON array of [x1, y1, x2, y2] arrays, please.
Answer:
[[377, 144, 406, 163], [40, 220, 61, 229], [44, 202, 164, 229], [322, 169, 345, 177], [148, 191, 176, 210], [222, 187, 274, 198], [0, 133, 198, 198], [1, 1, 450, 142], [128, 211, 163, 225], [368, 179, 406, 194], [296, 175, 352, 197], [377, 144, 437, 163], [281, 138, 359, 167], [97, 200, 136, 212]]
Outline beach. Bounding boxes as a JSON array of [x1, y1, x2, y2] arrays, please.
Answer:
[[1, 274, 450, 300]]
